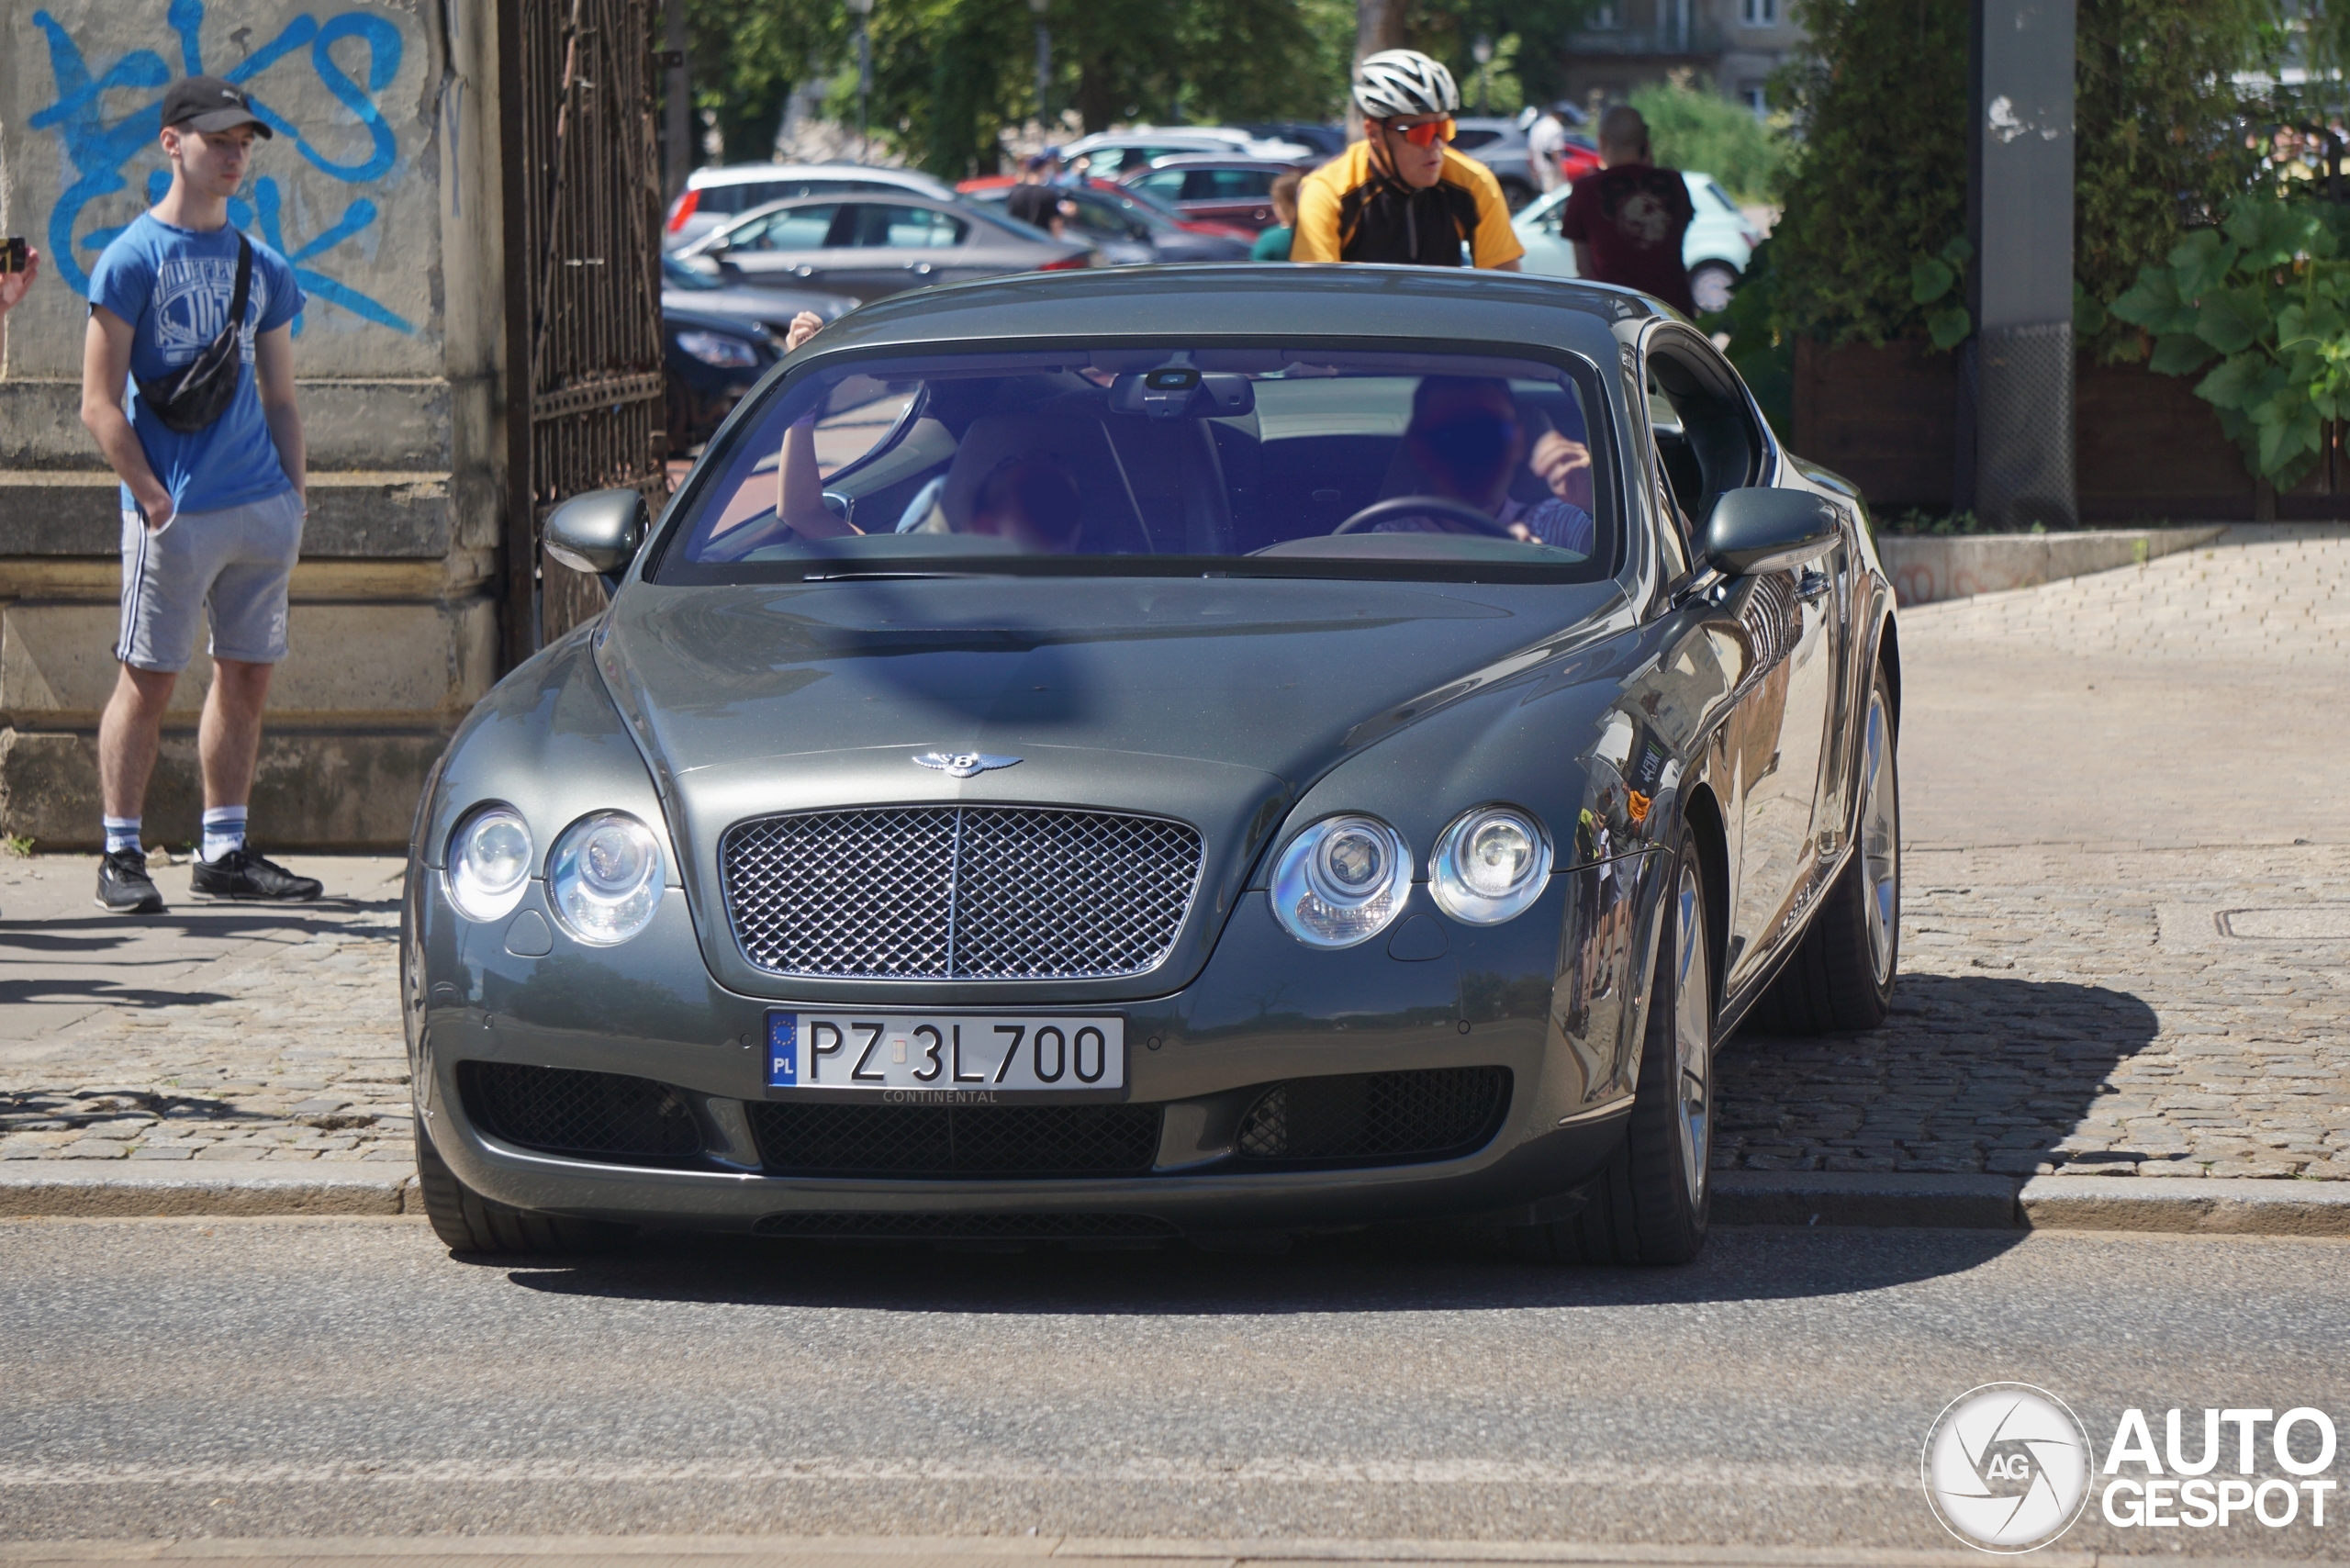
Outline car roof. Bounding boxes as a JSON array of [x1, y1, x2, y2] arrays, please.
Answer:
[[783, 264, 1656, 357], [687, 162, 948, 193]]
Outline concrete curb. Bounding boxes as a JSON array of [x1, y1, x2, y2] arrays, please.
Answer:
[[0, 1160, 412, 1218], [1712, 1170, 2350, 1237], [1877, 522, 2226, 607], [3, 1164, 2346, 1238]]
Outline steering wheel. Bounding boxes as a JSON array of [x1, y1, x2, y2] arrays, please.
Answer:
[[1332, 495, 1516, 538]]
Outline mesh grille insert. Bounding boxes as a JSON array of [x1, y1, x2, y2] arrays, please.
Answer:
[[722, 805, 1202, 980], [754, 1212, 1178, 1241], [750, 1100, 1163, 1178], [1236, 1067, 1510, 1165], [460, 1061, 703, 1163]]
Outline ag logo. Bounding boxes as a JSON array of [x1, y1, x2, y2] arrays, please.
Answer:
[[1922, 1383, 2096, 1552]]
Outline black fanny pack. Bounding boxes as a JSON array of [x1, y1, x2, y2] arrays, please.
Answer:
[[134, 234, 252, 434]]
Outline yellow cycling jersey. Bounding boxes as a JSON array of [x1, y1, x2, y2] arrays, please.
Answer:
[[1291, 141, 1525, 270]]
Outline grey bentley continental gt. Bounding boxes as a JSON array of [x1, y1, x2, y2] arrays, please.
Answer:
[[402, 264, 1900, 1264]]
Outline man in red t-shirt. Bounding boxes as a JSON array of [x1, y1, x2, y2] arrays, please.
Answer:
[[1557, 105, 1696, 317]]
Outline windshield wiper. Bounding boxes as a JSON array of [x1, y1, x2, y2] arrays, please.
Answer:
[[793, 568, 996, 582]]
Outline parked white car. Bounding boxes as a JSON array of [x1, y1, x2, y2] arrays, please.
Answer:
[[666, 163, 958, 251], [1062, 128, 1314, 181], [1512, 172, 1761, 314]]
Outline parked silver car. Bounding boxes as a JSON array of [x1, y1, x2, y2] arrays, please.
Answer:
[[665, 163, 958, 252], [676, 194, 1091, 302]]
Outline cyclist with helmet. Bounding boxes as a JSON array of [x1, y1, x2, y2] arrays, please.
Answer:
[[1292, 50, 1525, 270]]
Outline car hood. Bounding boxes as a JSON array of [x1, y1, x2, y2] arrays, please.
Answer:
[[597, 573, 1624, 1001]]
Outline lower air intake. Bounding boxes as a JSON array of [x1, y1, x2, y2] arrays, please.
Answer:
[[1235, 1067, 1510, 1166], [754, 1212, 1178, 1241], [748, 1101, 1162, 1179], [459, 1061, 703, 1164]]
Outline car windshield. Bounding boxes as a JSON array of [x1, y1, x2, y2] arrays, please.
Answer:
[[650, 344, 1616, 586]]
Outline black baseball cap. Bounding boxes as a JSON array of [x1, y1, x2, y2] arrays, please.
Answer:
[[161, 76, 273, 138]]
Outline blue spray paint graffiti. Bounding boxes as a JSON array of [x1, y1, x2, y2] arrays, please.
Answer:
[[28, 1, 417, 336]]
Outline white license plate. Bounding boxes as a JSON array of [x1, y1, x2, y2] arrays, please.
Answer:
[[766, 1012, 1125, 1092]]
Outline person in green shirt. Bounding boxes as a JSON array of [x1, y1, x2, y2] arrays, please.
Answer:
[[1251, 171, 1302, 261]]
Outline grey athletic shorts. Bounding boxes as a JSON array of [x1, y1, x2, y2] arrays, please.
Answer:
[[116, 489, 303, 672]]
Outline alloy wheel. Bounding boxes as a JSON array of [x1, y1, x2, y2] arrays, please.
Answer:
[[1859, 689, 1898, 987], [1672, 860, 1712, 1206]]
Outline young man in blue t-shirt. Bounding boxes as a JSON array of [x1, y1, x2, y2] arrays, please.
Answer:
[[82, 76, 321, 913]]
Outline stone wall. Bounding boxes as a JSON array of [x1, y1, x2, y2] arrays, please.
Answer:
[[0, 0, 508, 849]]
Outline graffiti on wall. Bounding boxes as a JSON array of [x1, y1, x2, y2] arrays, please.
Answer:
[[29, 0, 418, 336]]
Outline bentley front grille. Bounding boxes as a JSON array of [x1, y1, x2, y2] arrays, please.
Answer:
[[749, 1100, 1165, 1179], [459, 1061, 703, 1165], [1234, 1067, 1512, 1166], [721, 805, 1203, 980]]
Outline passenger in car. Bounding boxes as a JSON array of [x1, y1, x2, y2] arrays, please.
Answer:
[[962, 453, 1086, 553], [1377, 376, 1595, 552]]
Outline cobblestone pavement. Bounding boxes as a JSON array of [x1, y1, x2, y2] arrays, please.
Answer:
[[0, 857, 409, 1164], [6, 526, 2347, 1182]]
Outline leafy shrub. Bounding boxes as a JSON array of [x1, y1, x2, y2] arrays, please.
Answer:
[[2110, 194, 2350, 487], [1627, 76, 1787, 204]]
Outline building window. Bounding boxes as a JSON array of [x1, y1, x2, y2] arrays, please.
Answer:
[[1589, 5, 1618, 28], [1740, 0, 1777, 24], [1741, 84, 1769, 118]]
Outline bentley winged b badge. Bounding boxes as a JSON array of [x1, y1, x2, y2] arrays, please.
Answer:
[[912, 751, 1022, 778]]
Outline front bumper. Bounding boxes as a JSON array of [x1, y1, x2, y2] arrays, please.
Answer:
[[404, 855, 1659, 1236]]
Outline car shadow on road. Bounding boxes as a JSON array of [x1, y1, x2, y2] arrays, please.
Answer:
[[1718, 973, 2164, 1179], [496, 1220, 2027, 1315]]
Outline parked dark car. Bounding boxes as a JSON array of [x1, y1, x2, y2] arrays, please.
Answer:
[[661, 254, 855, 451], [1236, 121, 1349, 158], [407, 265, 1899, 1268], [675, 194, 1091, 302], [959, 179, 1252, 264], [1121, 157, 1313, 231]]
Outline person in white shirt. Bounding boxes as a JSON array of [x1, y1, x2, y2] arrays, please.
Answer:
[[1526, 103, 1572, 194]]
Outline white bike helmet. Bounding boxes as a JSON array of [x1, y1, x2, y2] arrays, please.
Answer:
[[1352, 49, 1460, 121]]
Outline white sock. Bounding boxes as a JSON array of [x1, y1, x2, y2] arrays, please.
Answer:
[[103, 816, 142, 856], [201, 806, 248, 864]]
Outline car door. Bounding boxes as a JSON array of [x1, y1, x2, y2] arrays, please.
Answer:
[[706, 203, 844, 290], [1182, 168, 1279, 229], [814, 203, 977, 298], [1643, 331, 1841, 999]]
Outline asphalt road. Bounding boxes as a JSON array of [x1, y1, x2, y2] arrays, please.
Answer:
[[5, 1218, 2346, 1557]]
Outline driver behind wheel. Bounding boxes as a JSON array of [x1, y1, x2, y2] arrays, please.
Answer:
[[1372, 378, 1607, 552], [1371, 376, 1595, 551]]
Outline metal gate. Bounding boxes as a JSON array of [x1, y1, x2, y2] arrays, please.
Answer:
[[498, 0, 670, 666]]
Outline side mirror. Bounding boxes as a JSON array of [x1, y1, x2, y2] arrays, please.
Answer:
[[544, 487, 650, 579], [1704, 487, 1842, 577]]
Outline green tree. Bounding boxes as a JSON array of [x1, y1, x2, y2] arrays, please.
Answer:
[[683, 0, 844, 165], [1628, 75, 1787, 201], [1767, 0, 1971, 347]]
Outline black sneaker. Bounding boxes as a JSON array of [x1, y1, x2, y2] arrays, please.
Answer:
[[190, 847, 323, 902], [96, 849, 164, 914]]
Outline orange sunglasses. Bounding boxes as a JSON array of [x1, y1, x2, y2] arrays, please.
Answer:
[[1384, 117, 1456, 148]]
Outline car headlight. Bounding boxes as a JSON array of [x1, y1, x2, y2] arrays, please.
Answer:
[[675, 329, 759, 368], [1430, 805, 1552, 925], [547, 811, 666, 946], [1270, 813, 1413, 949], [445, 805, 532, 923]]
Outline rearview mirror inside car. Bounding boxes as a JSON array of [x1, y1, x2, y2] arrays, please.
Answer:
[[1107, 369, 1255, 420], [545, 487, 651, 579], [1705, 487, 1843, 577]]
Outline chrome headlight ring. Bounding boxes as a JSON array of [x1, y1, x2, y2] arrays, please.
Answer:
[[547, 811, 666, 946], [1430, 804, 1552, 925], [1270, 813, 1414, 949], [444, 804, 533, 924]]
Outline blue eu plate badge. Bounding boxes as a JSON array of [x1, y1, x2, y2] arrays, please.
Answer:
[[767, 1013, 796, 1087]]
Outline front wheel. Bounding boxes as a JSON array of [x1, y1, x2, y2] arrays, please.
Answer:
[[1689, 260, 1740, 315], [1754, 665, 1900, 1033], [414, 1123, 633, 1257], [1520, 827, 1716, 1265]]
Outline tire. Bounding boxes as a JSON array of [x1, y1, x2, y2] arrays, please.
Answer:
[[1689, 260, 1739, 316], [1519, 827, 1716, 1265], [1754, 666, 1900, 1034], [414, 1123, 632, 1257]]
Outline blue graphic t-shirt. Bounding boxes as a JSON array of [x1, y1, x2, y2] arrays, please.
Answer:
[[86, 214, 306, 516]]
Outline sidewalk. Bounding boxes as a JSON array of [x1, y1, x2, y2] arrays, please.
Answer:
[[5, 526, 2347, 1226]]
